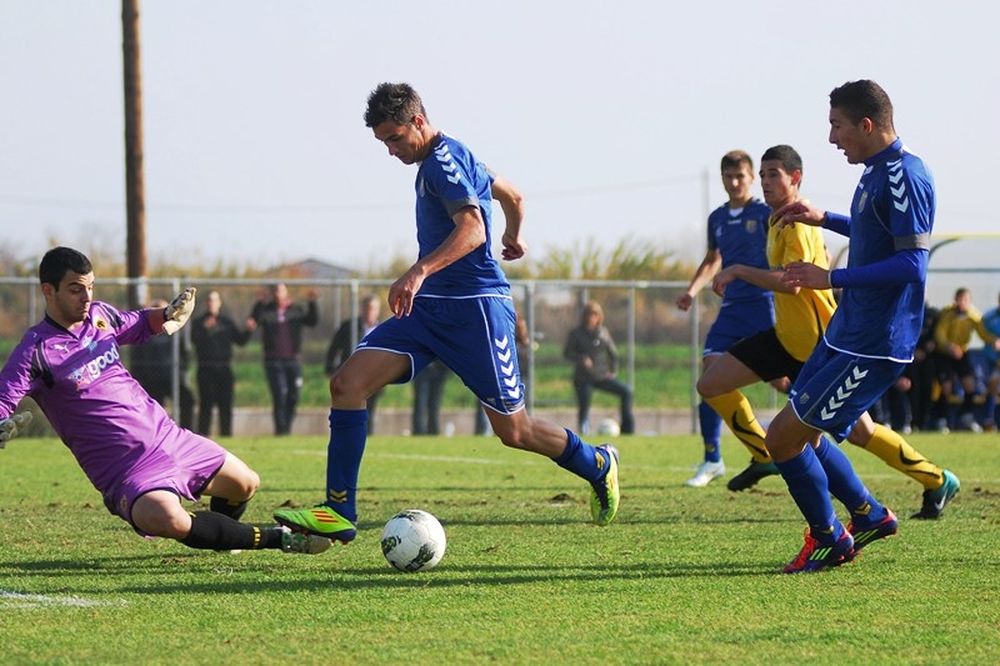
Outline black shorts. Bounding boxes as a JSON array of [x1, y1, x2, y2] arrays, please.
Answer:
[[728, 327, 804, 382], [934, 352, 973, 381]]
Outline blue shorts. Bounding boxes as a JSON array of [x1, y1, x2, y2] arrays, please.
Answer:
[[704, 297, 775, 356], [789, 341, 906, 441], [358, 295, 526, 414]]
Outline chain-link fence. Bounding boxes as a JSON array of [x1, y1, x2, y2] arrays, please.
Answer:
[[3, 256, 996, 437], [1, 276, 718, 436]]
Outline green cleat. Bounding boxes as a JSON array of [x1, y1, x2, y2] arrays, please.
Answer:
[[274, 505, 357, 543], [589, 445, 620, 526], [911, 469, 961, 520]]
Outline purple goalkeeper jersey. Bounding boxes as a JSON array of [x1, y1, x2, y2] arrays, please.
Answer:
[[0, 301, 182, 494]]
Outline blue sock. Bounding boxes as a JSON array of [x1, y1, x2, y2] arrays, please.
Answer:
[[814, 436, 886, 524], [553, 429, 607, 483], [699, 401, 722, 463], [324, 408, 368, 523], [775, 445, 843, 544]]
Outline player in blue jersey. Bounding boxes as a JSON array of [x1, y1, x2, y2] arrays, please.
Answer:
[[767, 79, 951, 572], [676, 151, 781, 488], [274, 83, 619, 541]]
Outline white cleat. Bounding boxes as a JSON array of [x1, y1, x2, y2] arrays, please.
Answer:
[[279, 526, 332, 554], [684, 461, 726, 488]]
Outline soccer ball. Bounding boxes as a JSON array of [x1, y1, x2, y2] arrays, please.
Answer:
[[596, 418, 621, 436], [380, 509, 447, 572]]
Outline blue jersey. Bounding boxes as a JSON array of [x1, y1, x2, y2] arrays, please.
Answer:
[[415, 133, 509, 297], [707, 199, 772, 303], [825, 139, 934, 361]]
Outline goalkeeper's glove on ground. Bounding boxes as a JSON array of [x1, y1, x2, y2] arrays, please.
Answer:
[[162, 287, 197, 335]]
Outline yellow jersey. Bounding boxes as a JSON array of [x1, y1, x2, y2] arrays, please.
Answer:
[[767, 216, 838, 361]]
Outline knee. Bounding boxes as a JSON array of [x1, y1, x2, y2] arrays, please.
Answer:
[[495, 423, 529, 450], [845, 428, 866, 447], [236, 470, 260, 501], [329, 374, 355, 402], [696, 376, 716, 399], [132, 504, 190, 540]]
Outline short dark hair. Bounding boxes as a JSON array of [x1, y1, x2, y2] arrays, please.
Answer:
[[720, 150, 753, 173], [364, 82, 428, 128], [829, 80, 894, 130], [39, 246, 92, 288], [955, 287, 970, 300], [761, 145, 803, 175]]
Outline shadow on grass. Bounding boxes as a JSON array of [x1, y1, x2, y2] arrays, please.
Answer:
[[74, 560, 786, 594], [1, 553, 786, 591]]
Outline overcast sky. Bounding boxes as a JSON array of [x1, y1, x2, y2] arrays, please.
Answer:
[[2, 1, 998, 282]]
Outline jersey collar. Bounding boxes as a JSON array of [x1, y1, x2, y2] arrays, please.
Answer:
[[864, 137, 904, 167]]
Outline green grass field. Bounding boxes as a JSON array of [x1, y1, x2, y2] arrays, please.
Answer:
[[1, 432, 998, 664]]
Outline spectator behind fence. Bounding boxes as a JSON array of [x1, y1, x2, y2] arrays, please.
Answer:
[[932, 287, 1000, 432], [908, 302, 940, 431], [563, 301, 634, 435], [190, 290, 252, 437], [326, 294, 384, 433], [412, 359, 450, 436], [247, 283, 319, 435], [130, 299, 195, 429]]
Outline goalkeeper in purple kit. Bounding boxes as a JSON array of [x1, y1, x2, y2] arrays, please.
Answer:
[[0, 247, 329, 555]]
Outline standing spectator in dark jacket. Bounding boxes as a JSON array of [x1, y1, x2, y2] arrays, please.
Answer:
[[191, 290, 252, 436], [131, 299, 196, 429], [326, 294, 384, 433], [247, 283, 319, 435], [563, 301, 634, 435]]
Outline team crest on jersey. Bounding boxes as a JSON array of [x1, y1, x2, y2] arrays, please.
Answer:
[[68, 367, 86, 388], [94, 317, 108, 331], [745, 218, 758, 234], [798, 392, 810, 405], [856, 191, 869, 216]]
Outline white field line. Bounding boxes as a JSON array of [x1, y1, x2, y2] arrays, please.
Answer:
[[0, 590, 126, 609]]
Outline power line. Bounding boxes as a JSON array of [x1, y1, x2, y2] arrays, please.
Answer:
[[0, 173, 705, 215]]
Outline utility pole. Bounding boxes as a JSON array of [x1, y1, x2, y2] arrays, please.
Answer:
[[122, 0, 147, 308]]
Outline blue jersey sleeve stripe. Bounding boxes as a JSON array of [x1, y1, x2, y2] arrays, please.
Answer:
[[893, 233, 930, 251], [442, 196, 480, 217]]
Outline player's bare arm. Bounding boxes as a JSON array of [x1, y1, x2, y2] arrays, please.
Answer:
[[388, 206, 487, 318], [713, 264, 796, 297], [774, 200, 825, 228], [677, 249, 722, 310], [492, 174, 526, 261], [781, 261, 832, 290]]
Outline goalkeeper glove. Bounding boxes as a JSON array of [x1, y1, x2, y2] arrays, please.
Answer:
[[0, 412, 33, 448], [162, 287, 197, 335]]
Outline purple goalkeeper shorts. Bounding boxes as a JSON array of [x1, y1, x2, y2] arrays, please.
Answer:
[[102, 429, 228, 531]]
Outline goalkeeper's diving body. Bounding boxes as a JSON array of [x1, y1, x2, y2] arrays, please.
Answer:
[[0, 247, 329, 555]]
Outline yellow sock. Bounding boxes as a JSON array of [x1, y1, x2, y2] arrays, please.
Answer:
[[862, 424, 944, 490], [705, 390, 772, 463]]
